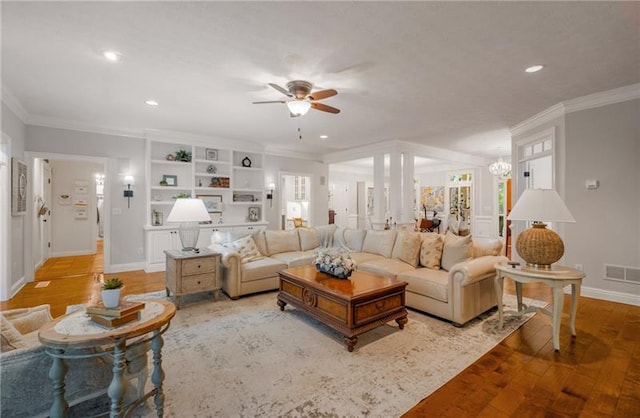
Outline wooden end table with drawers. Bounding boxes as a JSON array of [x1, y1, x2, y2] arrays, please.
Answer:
[[277, 265, 408, 352], [164, 248, 221, 309]]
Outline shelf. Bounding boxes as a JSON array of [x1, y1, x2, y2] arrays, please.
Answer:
[[229, 201, 263, 205], [151, 186, 192, 191], [151, 159, 192, 165], [150, 201, 176, 205], [233, 166, 262, 172], [194, 159, 230, 165]]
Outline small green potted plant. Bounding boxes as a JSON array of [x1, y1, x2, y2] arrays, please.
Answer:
[[175, 149, 192, 163], [101, 277, 124, 308]]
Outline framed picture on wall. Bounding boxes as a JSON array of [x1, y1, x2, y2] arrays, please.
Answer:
[[161, 175, 178, 186], [205, 148, 218, 161], [197, 194, 223, 213], [248, 206, 260, 222]]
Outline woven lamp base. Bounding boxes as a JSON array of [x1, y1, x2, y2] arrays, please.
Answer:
[[515, 223, 564, 269]]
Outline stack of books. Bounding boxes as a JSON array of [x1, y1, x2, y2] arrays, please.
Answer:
[[87, 301, 145, 328]]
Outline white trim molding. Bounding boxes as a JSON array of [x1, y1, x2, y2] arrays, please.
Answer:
[[107, 262, 146, 274], [510, 83, 640, 137], [28, 115, 144, 139], [1, 84, 28, 122], [575, 286, 640, 307]]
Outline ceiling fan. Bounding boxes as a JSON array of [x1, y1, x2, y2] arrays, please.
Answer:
[[253, 80, 340, 117]]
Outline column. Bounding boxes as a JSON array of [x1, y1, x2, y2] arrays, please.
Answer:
[[389, 151, 401, 226], [402, 152, 415, 224], [373, 154, 385, 224]]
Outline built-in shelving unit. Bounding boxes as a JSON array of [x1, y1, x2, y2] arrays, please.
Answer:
[[144, 137, 267, 272]]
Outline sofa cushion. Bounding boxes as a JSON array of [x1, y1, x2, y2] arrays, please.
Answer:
[[315, 224, 337, 247], [419, 233, 444, 269], [362, 230, 397, 258], [441, 232, 473, 272], [271, 251, 317, 268], [342, 228, 367, 252], [398, 268, 450, 303], [0, 316, 24, 351], [472, 237, 503, 258], [2, 305, 52, 335], [298, 228, 320, 251], [252, 230, 268, 256], [348, 252, 385, 266], [391, 231, 421, 267], [265, 230, 300, 255], [242, 257, 288, 283], [223, 235, 263, 264], [358, 258, 416, 279]]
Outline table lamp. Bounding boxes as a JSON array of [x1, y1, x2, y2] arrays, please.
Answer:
[[507, 189, 575, 270], [166, 198, 211, 251]]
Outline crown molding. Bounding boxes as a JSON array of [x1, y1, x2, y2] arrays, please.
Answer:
[[509, 103, 566, 138], [28, 115, 144, 138], [143, 128, 264, 152], [510, 83, 640, 137], [1, 84, 28, 123], [263, 146, 322, 162], [564, 83, 640, 114], [322, 139, 487, 167]]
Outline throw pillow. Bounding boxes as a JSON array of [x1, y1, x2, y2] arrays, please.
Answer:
[[4, 304, 52, 334], [298, 228, 320, 251], [362, 230, 397, 258], [252, 230, 268, 256], [0, 315, 26, 350], [314, 224, 337, 247], [391, 231, 421, 267], [265, 230, 300, 254], [419, 233, 445, 269], [343, 229, 367, 252], [224, 235, 263, 264], [441, 232, 473, 271], [472, 238, 503, 258]]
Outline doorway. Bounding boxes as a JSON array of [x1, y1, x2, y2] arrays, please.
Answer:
[[280, 173, 312, 229], [26, 152, 109, 281]]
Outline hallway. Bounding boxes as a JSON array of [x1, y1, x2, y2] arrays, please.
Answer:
[[34, 240, 103, 280]]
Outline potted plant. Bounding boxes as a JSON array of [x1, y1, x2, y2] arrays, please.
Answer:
[[101, 277, 124, 308], [175, 149, 192, 162]]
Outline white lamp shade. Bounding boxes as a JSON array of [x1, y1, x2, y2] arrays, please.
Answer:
[[287, 100, 311, 116], [507, 189, 575, 223], [124, 175, 134, 186], [166, 199, 211, 223]]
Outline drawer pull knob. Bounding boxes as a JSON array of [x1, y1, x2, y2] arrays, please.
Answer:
[[197, 281, 201, 284], [197, 265, 201, 268]]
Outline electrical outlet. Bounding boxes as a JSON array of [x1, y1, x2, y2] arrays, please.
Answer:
[[574, 264, 583, 271], [112, 208, 122, 215]]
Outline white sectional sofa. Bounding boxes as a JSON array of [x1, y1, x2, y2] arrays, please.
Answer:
[[210, 226, 507, 326]]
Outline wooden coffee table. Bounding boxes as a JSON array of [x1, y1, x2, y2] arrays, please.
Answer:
[[277, 265, 408, 352]]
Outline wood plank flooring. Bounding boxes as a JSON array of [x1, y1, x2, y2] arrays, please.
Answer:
[[2, 248, 638, 417]]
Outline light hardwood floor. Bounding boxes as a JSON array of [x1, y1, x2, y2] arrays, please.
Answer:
[[2, 250, 638, 417]]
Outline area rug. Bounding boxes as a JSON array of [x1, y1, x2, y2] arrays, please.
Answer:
[[114, 291, 544, 417]]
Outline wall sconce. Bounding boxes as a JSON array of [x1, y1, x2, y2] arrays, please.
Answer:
[[123, 175, 134, 208], [266, 183, 275, 207]]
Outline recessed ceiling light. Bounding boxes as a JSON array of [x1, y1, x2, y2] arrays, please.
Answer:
[[102, 50, 120, 62], [145, 99, 159, 106], [525, 65, 544, 73], [320, 135, 328, 139]]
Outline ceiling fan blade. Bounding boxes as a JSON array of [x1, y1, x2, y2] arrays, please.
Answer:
[[252, 100, 286, 104], [309, 89, 337, 101], [311, 102, 341, 114], [268, 83, 293, 97]]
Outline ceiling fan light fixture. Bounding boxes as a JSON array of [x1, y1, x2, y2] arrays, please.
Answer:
[[287, 100, 311, 116]]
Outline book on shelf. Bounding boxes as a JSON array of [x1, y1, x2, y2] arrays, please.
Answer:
[[86, 300, 145, 318], [90, 311, 141, 328]]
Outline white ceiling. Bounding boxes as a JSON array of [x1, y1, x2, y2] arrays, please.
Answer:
[[2, 2, 638, 164]]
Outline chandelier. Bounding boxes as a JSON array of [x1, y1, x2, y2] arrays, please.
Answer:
[[489, 157, 511, 177]]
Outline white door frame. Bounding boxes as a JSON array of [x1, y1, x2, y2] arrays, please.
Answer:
[[24, 152, 111, 281], [0, 133, 11, 300], [278, 171, 314, 230]]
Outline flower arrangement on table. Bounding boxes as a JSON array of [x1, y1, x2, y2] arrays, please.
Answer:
[[314, 249, 355, 279]]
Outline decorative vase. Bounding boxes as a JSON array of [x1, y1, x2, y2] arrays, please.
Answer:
[[101, 287, 123, 308], [315, 263, 352, 280]]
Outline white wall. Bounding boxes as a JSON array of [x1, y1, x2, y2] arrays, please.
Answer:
[[26, 125, 146, 266], [264, 154, 328, 229], [564, 99, 640, 296], [1, 102, 27, 298], [49, 159, 101, 256]]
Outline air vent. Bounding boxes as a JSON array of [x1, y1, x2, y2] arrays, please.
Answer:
[[604, 264, 640, 285]]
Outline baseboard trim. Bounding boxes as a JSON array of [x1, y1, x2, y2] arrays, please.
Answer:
[[577, 285, 640, 307], [144, 264, 166, 273], [10, 276, 27, 300], [105, 262, 146, 274], [51, 250, 95, 257]]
